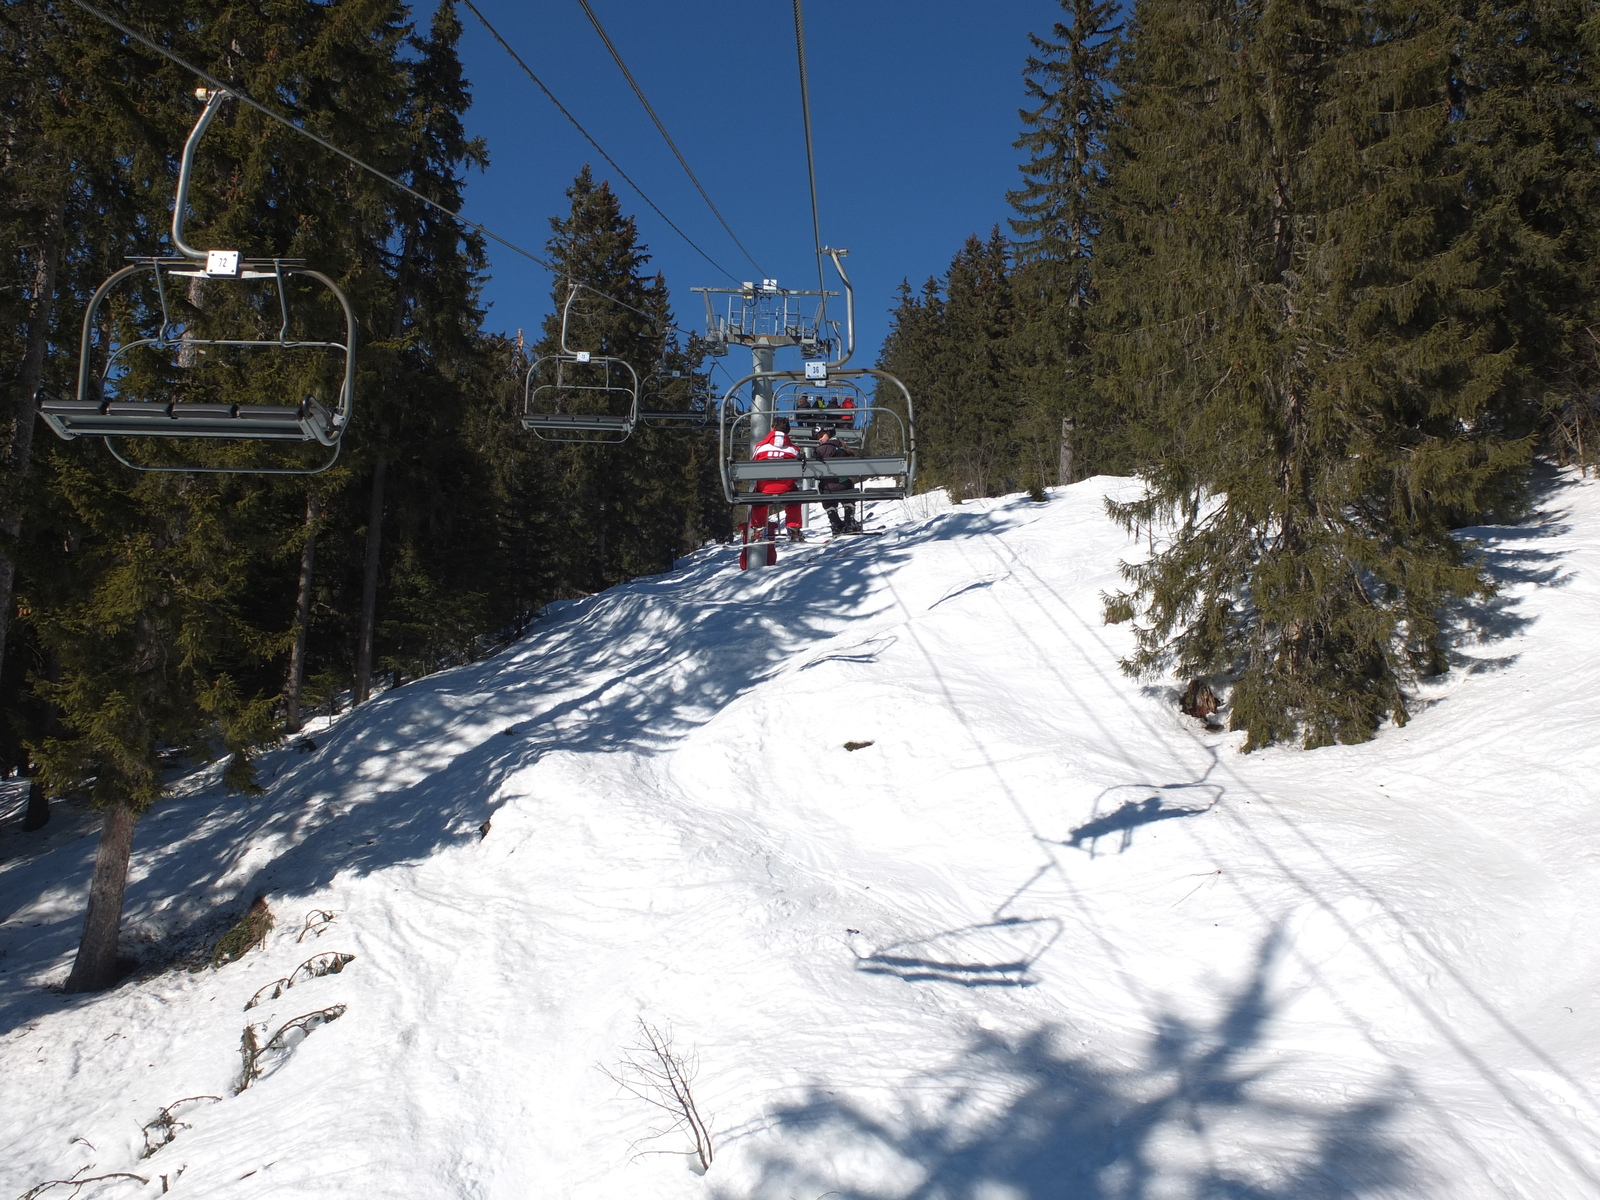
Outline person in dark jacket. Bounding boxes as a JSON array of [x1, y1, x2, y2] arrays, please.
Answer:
[[812, 425, 861, 534]]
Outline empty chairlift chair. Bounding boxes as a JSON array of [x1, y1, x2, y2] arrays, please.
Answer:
[[520, 285, 641, 443], [36, 89, 355, 474]]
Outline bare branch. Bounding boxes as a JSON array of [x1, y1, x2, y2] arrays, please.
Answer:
[[600, 1018, 714, 1171]]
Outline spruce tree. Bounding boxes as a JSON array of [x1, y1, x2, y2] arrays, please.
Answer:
[[878, 233, 1020, 501], [531, 167, 709, 590], [1008, 0, 1123, 484], [938, 229, 1020, 498], [354, 0, 498, 685], [1453, 0, 1600, 467], [15, 0, 477, 988], [872, 277, 941, 467], [26, 459, 278, 991], [1098, 0, 1531, 750]]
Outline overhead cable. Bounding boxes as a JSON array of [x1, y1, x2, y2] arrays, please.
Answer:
[[59, 0, 554, 272], [459, 0, 740, 284], [790, 0, 829, 305], [61, 0, 697, 337], [572, 0, 766, 279]]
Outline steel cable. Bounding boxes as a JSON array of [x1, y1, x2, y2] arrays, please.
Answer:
[[573, 0, 766, 279], [460, 0, 740, 283], [791, 0, 829, 305]]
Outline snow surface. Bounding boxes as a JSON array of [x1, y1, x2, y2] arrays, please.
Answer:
[[2, 472, 1598, 1200]]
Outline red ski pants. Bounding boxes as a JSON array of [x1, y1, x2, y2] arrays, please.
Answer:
[[748, 498, 802, 530]]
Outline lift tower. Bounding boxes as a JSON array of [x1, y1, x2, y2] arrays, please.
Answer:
[[691, 277, 839, 444]]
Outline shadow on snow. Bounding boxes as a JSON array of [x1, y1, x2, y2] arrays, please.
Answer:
[[728, 932, 1415, 1200], [0, 500, 1043, 1031]]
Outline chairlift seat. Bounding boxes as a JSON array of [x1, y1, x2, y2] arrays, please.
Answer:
[[792, 427, 864, 447], [40, 395, 339, 444], [731, 456, 907, 483], [638, 409, 714, 427], [735, 484, 909, 506], [521, 412, 635, 432], [524, 346, 640, 443]]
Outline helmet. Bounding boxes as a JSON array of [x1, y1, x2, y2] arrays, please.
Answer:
[[812, 425, 830, 440]]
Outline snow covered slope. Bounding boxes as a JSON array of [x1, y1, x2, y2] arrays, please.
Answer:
[[2, 472, 1598, 1200]]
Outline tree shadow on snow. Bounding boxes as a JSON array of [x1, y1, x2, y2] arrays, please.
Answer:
[[0, 502, 1050, 1030], [1438, 464, 1580, 674], [727, 933, 1416, 1200]]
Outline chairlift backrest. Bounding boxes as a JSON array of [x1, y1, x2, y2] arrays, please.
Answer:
[[716, 366, 916, 507], [36, 90, 356, 475], [519, 283, 643, 442], [522, 352, 640, 442]]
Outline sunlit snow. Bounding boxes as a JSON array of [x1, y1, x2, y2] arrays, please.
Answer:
[[2, 473, 1597, 1199]]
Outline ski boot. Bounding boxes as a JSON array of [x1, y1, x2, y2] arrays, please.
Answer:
[[787, 526, 806, 543]]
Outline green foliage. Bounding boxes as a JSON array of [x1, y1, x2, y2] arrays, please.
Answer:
[[1094, 0, 1544, 749], [211, 896, 275, 968], [503, 166, 727, 594], [878, 230, 1028, 499], [25, 457, 283, 809], [1009, 0, 1126, 483]]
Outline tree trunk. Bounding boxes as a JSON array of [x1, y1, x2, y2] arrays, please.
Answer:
[[64, 803, 136, 993], [0, 235, 62, 687], [284, 489, 320, 731], [1058, 416, 1077, 486], [354, 453, 388, 705], [21, 779, 49, 831]]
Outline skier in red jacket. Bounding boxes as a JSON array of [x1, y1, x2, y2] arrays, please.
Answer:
[[749, 417, 805, 541]]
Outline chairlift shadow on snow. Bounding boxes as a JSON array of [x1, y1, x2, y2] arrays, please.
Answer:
[[1056, 784, 1216, 857], [725, 930, 1415, 1200], [854, 915, 1063, 989]]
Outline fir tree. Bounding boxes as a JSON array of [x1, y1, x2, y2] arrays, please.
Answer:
[[13, 0, 487, 989], [531, 167, 710, 590], [1008, 0, 1124, 485], [878, 232, 1021, 501], [1098, 0, 1533, 750], [26, 460, 279, 991], [871, 277, 942, 468], [1453, 1, 1600, 467], [938, 229, 1021, 499]]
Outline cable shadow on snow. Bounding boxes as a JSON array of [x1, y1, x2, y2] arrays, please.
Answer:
[[728, 932, 1415, 1200]]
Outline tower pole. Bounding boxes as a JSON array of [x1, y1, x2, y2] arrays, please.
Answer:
[[750, 344, 775, 442], [744, 344, 778, 570]]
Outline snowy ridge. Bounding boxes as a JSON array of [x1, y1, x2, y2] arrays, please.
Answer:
[[2, 473, 1598, 1199]]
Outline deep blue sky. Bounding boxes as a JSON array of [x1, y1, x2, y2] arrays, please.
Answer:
[[454, 0, 1051, 369]]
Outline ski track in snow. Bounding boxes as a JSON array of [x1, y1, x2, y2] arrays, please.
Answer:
[[1, 472, 1598, 1199]]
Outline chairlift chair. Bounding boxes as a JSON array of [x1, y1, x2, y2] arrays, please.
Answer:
[[718, 367, 916, 509], [520, 284, 642, 442], [36, 89, 356, 475], [777, 379, 867, 447], [634, 347, 716, 429]]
